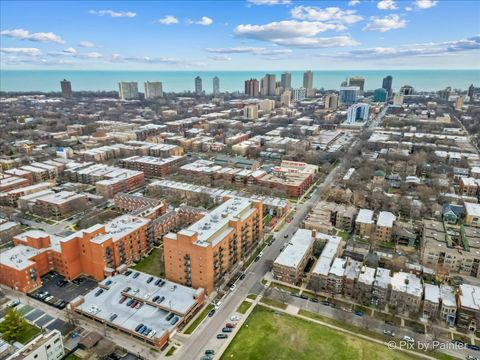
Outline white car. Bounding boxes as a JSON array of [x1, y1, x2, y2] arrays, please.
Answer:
[[144, 293, 150, 299], [148, 330, 156, 338], [258, 251, 264, 257], [230, 284, 237, 292], [402, 335, 415, 343], [214, 301, 222, 310], [230, 315, 241, 321]]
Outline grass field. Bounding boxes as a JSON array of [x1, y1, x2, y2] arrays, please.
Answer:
[[237, 301, 252, 314], [260, 297, 287, 310], [221, 306, 420, 360], [184, 304, 214, 335], [132, 248, 164, 277]]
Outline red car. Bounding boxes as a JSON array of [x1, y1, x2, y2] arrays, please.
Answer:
[[131, 300, 138, 308], [119, 296, 127, 304], [225, 323, 236, 328]]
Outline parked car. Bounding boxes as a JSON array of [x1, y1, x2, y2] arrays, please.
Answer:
[[222, 327, 233, 333], [225, 323, 235, 328], [383, 330, 395, 337], [109, 314, 118, 321], [135, 302, 143, 309], [126, 299, 134, 306], [321, 301, 330, 306], [205, 350, 215, 355], [133, 272, 140, 279], [230, 284, 237, 292], [239, 274, 246, 280], [254, 255, 260, 262], [166, 313, 174, 321], [135, 324, 144, 332], [230, 315, 240, 321], [6, 300, 20, 308], [467, 345, 480, 351], [284, 234, 289, 238], [95, 289, 104, 297], [208, 309, 216, 317], [354, 311, 364, 317], [402, 336, 415, 343], [131, 300, 138, 308], [152, 296, 160, 302], [155, 279, 162, 286], [170, 316, 179, 325], [157, 296, 165, 304], [125, 270, 132, 276], [56, 280, 68, 287], [123, 287, 131, 293], [309, 298, 319, 303], [147, 277, 154, 284], [217, 334, 228, 339], [148, 329, 156, 338], [105, 280, 112, 286]]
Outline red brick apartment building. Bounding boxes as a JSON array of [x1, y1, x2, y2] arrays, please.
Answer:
[[0, 215, 150, 292], [119, 155, 187, 177]]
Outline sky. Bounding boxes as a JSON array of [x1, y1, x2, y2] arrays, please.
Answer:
[[0, 0, 479, 70]]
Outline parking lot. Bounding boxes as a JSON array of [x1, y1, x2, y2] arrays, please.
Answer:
[[73, 270, 204, 348], [29, 272, 98, 309]]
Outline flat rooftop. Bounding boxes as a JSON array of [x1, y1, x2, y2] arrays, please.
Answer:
[[391, 272, 423, 297], [356, 209, 374, 224], [274, 229, 314, 269], [460, 284, 480, 311], [0, 244, 41, 270]]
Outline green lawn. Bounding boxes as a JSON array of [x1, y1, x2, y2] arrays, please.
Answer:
[[63, 353, 81, 360], [237, 301, 253, 314], [165, 346, 177, 357], [260, 297, 287, 310], [132, 248, 164, 277], [15, 323, 41, 344], [247, 294, 257, 300], [184, 304, 214, 335], [221, 306, 420, 360]]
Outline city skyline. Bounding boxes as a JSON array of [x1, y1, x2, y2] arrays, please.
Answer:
[[1, 0, 479, 70]]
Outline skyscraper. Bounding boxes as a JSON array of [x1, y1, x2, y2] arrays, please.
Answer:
[[213, 76, 220, 96], [346, 103, 370, 123], [195, 76, 203, 95], [261, 74, 276, 96], [281, 72, 292, 90], [292, 87, 306, 102], [382, 75, 393, 98], [244, 78, 259, 97], [281, 90, 291, 107], [468, 84, 475, 98], [324, 94, 338, 110], [339, 86, 360, 105], [303, 70, 314, 97], [60, 79, 72, 99], [348, 77, 365, 94], [118, 82, 139, 100], [144, 81, 163, 99], [373, 88, 388, 102]]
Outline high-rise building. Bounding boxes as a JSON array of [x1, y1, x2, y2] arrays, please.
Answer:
[[261, 74, 276, 96], [324, 94, 338, 110], [60, 79, 72, 98], [303, 70, 314, 97], [400, 85, 414, 96], [468, 84, 475, 98], [244, 104, 259, 119], [163, 197, 263, 293], [373, 88, 388, 102], [346, 103, 370, 123], [213, 76, 220, 96], [281, 90, 291, 107], [118, 82, 139, 100], [348, 76, 365, 94], [292, 87, 307, 102], [281, 72, 292, 90], [339, 86, 360, 105], [195, 76, 203, 95], [259, 99, 275, 112], [393, 94, 404, 105], [144, 81, 163, 99], [382, 75, 393, 98], [244, 78, 259, 97], [455, 96, 464, 111]]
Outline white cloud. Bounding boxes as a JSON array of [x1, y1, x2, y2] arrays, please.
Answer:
[[89, 10, 136, 18], [63, 47, 77, 54], [405, 6, 413, 11], [415, 0, 438, 9], [377, 0, 397, 10], [290, 6, 363, 24], [110, 54, 205, 67], [0, 47, 42, 56], [81, 52, 103, 59], [0, 28, 65, 44], [209, 55, 232, 61], [330, 35, 480, 59], [79, 40, 97, 48], [363, 15, 407, 32], [155, 15, 179, 25], [348, 0, 360, 6], [234, 20, 357, 48], [187, 16, 213, 26], [247, 0, 291, 5], [206, 46, 292, 55]]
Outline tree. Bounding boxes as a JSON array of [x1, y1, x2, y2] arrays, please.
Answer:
[[0, 309, 27, 342]]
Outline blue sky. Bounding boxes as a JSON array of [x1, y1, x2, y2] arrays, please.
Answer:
[[1, 0, 479, 70]]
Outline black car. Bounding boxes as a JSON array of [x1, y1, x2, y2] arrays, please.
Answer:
[[95, 289, 104, 297], [208, 309, 216, 317], [147, 277, 154, 284], [239, 273, 246, 280], [125, 270, 132, 276], [123, 286, 131, 292], [135, 323, 144, 332], [309, 298, 319, 303], [300, 294, 308, 300], [166, 313, 174, 321], [384, 320, 395, 326], [133, 272, 140, 278], [155, 279, 162, 286], [56, 280, 68, 287], [152, 296, 160, 302], [217, 334, 228, 339], [321, 300, 330, 306], [467, 344, 480, 351]]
